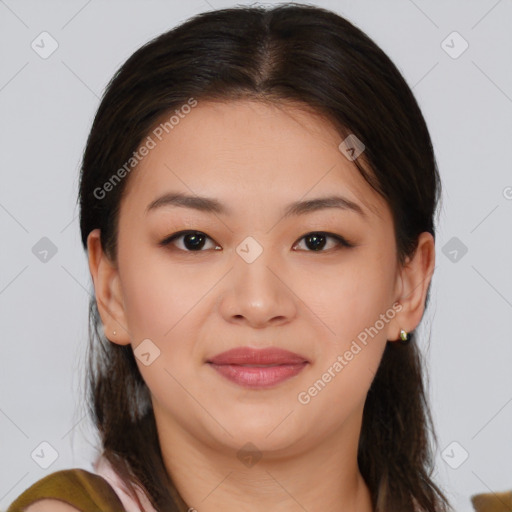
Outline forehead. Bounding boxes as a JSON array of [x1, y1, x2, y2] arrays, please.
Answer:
[[120, 99, 389, 222]]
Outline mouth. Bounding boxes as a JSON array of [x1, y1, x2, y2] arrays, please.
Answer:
[[207, 347, 309, 389]]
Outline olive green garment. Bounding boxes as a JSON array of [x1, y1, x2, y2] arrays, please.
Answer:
[[6, 469, 126, 512], [471, 489, 512, 512], [6, 468, 192, 512]]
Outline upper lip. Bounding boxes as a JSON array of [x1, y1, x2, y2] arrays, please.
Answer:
[[207, 347, 309, 365]]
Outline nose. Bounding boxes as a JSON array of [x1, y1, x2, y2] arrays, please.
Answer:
[[217, 243, 298, 329]]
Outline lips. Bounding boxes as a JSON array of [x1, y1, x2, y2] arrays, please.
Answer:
[[207, 347, 309, 389], [208, 347, 308, 365]]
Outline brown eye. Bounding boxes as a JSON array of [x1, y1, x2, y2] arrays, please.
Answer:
[[159, 230, 353, 253], [293, 232, 353, 252], [159, 231, 221, 252]]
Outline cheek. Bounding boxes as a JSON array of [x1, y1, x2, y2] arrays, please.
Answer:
[[295, 344, 383, 433], [295, 263, 393, 419], [118, 250, 209, 410], [293, 250, 395, 410], [118, 242, 210, 340], [296, 252, 396, 344]]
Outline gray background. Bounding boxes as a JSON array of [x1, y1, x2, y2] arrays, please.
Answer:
[[1, 1, 511, 511]]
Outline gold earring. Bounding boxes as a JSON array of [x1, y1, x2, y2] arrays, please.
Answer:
[[399, 329, 410, 344]]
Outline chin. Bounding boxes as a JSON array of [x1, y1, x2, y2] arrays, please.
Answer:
[[210, 411, 308, 452]]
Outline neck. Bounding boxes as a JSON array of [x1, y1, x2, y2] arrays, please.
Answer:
[[154, 407, 374, 512]]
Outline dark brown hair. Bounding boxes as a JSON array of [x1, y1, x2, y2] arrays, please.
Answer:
[[78, 4, 451, 511]]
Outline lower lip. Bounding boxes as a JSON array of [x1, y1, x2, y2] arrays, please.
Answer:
[[208, 363, 308, 389]]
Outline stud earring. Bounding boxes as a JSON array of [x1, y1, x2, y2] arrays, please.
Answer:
[[399, 329, 410, 344], [112, 330, 117, 336]]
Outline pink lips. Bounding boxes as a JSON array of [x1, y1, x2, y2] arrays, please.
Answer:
[[207, 347, 309, 389]]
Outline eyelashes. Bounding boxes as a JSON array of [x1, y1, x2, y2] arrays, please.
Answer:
[[160, 231, 221, 252], [159, 230, 355, 253]]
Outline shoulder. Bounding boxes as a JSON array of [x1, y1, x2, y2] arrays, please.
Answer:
[[6, 468, 125, 512], [24, 499, 81, 512]]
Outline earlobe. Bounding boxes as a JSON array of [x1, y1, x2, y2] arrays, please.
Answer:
[[389, 232, 436, 343], [87, 229, 131, 346]]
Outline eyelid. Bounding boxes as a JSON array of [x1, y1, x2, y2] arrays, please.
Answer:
[[159, 230, 221, 250], [322, 233, 353, 247], [292, 231, 354, 251]]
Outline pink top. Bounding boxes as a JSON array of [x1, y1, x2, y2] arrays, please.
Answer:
[[92, 454, 158, 512]]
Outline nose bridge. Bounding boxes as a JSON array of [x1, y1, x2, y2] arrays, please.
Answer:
[[218, 234, 296, 326], [234, 234, 281, 297]]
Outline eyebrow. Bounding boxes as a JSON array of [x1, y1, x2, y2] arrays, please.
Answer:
[[145, 192, 367, 219]]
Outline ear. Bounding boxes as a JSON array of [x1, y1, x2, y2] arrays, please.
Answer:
[[87, 229, 131, 346], [389, 232, 436, 343]]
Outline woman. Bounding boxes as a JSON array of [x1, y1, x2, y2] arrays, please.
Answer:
[[8, 3, 451, 511]]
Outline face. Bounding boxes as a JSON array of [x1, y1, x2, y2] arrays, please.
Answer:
[[89, 99, 432, 462]]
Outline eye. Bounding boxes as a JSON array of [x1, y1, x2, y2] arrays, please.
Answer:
[[292, 232, 354, 252], [159, 230, 354, 253], [159, 230, 221, 252]]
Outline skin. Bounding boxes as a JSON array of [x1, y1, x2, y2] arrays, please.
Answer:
[[87, 99, 435, 512], [25, 499, 81, 512]]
